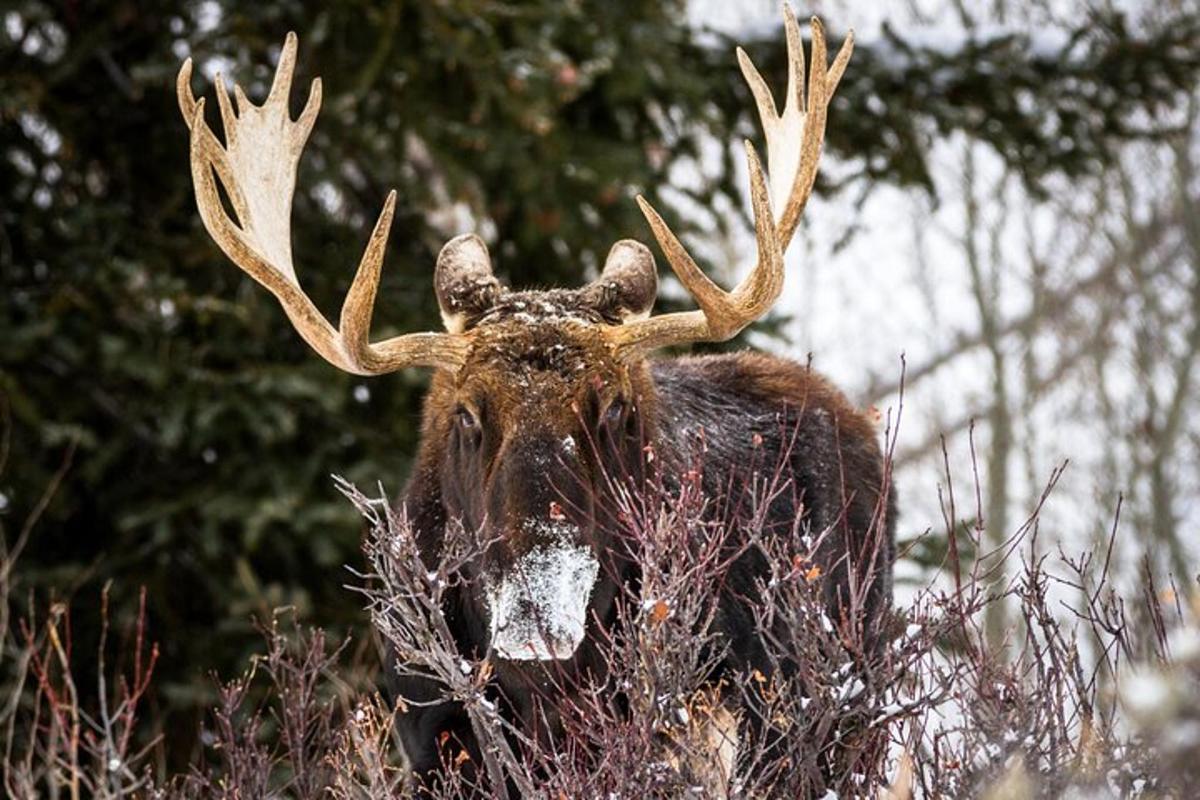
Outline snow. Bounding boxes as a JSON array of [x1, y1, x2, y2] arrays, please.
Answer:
[[4, 12, 23, 42], [689, 1, 1074, 67], [1167, 626, 1200, 663], [1163, 720, 1200, 752], [675, 0, 1200, 617], [1119, 670, 1174, 719], [484, 520, 599, 661], [873, 25, 1075, 69]]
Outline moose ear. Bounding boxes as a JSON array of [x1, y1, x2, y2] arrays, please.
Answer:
[[583, 240, 658, 323], [435, 234, 503, 333]]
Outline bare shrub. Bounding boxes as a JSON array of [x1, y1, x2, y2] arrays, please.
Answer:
[[174, 615, 408, 800], [343, 426, 1200, 798], [3, 585, 160, 799], [4, 424, 1200, 798]]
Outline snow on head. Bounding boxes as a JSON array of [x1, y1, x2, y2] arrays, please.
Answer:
[[485, 520, 599, 661]]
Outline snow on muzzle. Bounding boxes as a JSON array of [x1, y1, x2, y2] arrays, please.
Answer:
[[485, 530, 599, 661]]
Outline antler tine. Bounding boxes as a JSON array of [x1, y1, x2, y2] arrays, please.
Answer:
[[268, 31, 299, 108], [746, 7, 854, 248], [335, 190, 472, 371], [177, 57, 197, 120], [783, 4, 804, 115], [178, 34, 468, 375], [633, 199, 726, 327], [610, 7, 851, 356], [738, 142, 785, 318], [339, 191, 397, 361], [613, 143, 781, 352], [827, 25, 854, 94]]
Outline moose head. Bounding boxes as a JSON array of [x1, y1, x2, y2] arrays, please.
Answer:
[[176, 9, 855, 666]]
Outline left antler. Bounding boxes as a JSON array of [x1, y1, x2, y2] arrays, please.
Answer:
[[609, 7, 852, 354], [177, 33, 470, 375]]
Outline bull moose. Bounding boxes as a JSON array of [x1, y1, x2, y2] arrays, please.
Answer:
[[177, 6, 894, 789]]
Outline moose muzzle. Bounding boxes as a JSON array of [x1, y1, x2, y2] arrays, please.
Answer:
[[484, 524, 599, 661]]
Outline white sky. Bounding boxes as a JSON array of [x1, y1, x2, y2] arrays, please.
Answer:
[[682, 0, 1199, 584]]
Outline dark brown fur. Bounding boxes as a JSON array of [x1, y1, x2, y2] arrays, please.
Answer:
[[388, 286, 896, 779]]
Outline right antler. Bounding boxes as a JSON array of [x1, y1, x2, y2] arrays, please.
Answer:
[[608, 7, 852, 355], [177, 33, 468, 375]]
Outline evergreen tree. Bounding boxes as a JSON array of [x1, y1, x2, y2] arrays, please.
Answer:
[[2, 0, 1197, 760]]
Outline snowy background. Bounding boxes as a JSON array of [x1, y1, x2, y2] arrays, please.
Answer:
[[684, 0, 1200, 598]]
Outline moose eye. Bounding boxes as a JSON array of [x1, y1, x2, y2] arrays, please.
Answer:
[[456, 407, 479, 432], [602, 399, 625, 428]]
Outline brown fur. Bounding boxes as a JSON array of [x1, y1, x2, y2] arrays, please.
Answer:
[[389, 288, 895, 780]]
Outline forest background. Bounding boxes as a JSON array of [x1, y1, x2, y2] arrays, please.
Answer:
[[4, 0, 1200, 771]]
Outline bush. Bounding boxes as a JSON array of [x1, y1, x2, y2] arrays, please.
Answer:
[[3, 429, 1200, 799]]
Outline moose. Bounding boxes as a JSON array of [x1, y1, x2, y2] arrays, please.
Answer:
[[177, 6, 894, 790]]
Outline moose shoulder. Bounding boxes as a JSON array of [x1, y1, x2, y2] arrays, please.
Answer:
[[177, 6, 894, 787]]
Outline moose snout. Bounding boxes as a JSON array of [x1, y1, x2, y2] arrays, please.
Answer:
[[483, 519, 600, 661], [474, 431, 602, 660]]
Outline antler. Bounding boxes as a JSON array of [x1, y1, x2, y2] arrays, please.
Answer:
[[609, 7, 853, 354], [177, 33, 468, 375]]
